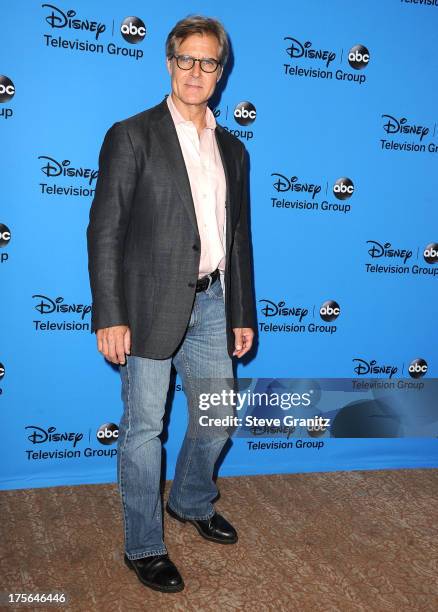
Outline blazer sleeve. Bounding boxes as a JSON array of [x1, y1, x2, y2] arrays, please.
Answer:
[[86, 121, 138, 332], [230, 142, 257, 331]]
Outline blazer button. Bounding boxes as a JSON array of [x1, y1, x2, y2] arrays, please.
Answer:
[[188, 281, 195, 287], [192, 244, 199, 251]]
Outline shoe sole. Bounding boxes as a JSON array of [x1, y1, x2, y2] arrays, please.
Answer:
[[166, 505, 238, 545], [124, 555, 184, 593]]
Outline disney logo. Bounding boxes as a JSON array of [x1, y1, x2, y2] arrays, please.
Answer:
[[25, 425, 83, 447], [250, 425, 295, 439], [32, 295, 91, 320], [41, 4, 106, 40], [366, 241, 412, 263], [259, 300, 308, 321], [381, 115, 429, 141], [271, 173, 321, 199], [353, 359, 398, 378], [284, 37, 336, 67], [38, 156, 98, 185]]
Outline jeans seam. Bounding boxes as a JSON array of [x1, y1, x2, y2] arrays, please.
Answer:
[[172, 343, 199, 509], [120, 360, 132, 553], [127, 547, 168, 561]]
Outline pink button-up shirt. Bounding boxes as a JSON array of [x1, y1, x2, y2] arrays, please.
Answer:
[[166, 93, 226, 279]]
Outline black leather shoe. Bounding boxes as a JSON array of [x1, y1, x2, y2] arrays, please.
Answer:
[[124, 553, 184, 593], [166, 503, 238, 544]]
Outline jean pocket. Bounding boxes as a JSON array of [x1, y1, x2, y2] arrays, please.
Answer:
[[209, 278, 223, 300]]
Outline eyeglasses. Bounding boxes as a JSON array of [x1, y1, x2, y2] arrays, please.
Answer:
[[171, 54, 221, 73]]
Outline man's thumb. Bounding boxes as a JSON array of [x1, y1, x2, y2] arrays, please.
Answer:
[[234, 328, 242, 350], [124, 328, 131, 354]]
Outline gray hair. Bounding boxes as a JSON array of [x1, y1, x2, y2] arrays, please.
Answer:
[[165, 15, 229, 67]]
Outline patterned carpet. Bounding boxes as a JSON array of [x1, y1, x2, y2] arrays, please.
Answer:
[[1, 469, 437, 611]]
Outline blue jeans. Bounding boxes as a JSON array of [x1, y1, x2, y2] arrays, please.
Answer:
[[117, 275, 235, 560]]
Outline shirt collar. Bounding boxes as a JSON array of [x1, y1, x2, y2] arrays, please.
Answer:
[[166, 93, 216, 130]]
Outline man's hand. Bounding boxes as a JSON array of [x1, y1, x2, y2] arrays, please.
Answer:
[[232, 327, 254, 358], [96, 325, 131, 365]]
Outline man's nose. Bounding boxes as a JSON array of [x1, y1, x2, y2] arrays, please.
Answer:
[[191, 60, 201, 77]]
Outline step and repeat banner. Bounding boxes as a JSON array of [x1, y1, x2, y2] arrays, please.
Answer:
[[1, 0, 437, 490]]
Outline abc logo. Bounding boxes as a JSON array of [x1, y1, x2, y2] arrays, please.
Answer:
[[348, 44, 370, 70], [234, 101, 257, 126], [333, 177, 354, 200], [0, 75, 15, 103], [320, 300, 340, 322], [307, 424, 326, 438], [121, 16, 146, 44], [0, 362, 4, 379], [423, 242, 438, 264], [408, 358, 428, 379], [96, 422, 119, 445], [0, 223, 11, 247]]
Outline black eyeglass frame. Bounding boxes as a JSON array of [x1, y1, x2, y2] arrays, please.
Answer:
[[170, 54, 221, 73]]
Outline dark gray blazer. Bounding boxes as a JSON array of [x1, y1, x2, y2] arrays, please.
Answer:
[[86, 96, 256, 359]]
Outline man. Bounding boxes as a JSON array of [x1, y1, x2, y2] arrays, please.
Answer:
[[86, 15, 256, 593]]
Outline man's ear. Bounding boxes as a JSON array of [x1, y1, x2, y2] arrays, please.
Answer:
[[166, 57, 172, 76], [217, 66, 224, 82]]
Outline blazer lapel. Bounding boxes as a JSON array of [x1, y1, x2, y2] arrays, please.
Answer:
[[152, 100, 199, 237], [215, 127, 234, 257], [151, 98, 236, 253]]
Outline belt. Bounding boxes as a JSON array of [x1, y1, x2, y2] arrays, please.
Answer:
[[195, 268, 219, 292]]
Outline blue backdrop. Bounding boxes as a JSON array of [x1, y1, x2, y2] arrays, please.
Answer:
[[1, 0, 437, 490]]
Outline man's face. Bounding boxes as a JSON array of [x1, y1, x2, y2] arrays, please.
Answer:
[[166, 32, 223, 108]]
